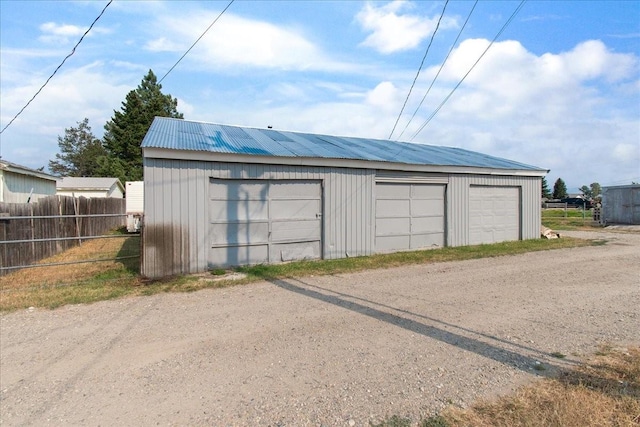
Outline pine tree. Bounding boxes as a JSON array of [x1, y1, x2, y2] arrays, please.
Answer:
[[541, 177, 551, 199], [103, 70, 183, 181], [552, 178, 568, 199], [49, 118, 107, 177]]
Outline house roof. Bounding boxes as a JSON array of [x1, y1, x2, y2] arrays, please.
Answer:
[[57, 177, 124, 192], [0, 159, 58, 181], [141, 117, 547, 173]]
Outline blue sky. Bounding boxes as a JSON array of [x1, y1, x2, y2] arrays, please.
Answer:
[[1, 0, 639, 190]]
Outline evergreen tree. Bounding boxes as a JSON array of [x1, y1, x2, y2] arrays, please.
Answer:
[[103, 70, 183, 181], [49, 118, 107, 177], [541, 177, 551, 199], [552, 178, 568, 199]]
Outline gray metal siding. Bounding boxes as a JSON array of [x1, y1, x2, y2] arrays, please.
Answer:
[[447, 175, 540, 247], [602, 185, 640, 225], [142, 158, 375, 278], [1, 171, 56, 203]]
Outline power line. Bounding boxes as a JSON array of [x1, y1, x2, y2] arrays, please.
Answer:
[[0, 0, 113, 137], [158, 0, 235, 84], [388, 0, 449, 140], [397, 0, 478, 140], [410, 0, 527, 141]]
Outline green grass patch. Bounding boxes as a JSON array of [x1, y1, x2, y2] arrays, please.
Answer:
[[236, 237, 592, 280], [1, 236, 596, 312], [542, 209, 600, 230]]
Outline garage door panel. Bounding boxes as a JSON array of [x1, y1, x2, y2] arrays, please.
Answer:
[[469, 186, 520, 245], [210, 222, 268, 245], [271, 241, 320, 262], [209, 244, 269, 266], [270, 181, 320, 199], [412, 185, 444, 199], [377, 199, 410, 218], [376, 217, 410, 236], [411, 216, 444, 234], [376, 183, 445, 252], [271, 220, 320, 242], [377, 183, 411, 199], [209, 200, 268, 222], [209, 181, 268, 199], [411, 233, 444, 248], [376, 235, 411, 252], [270, 199, 320, 220], [411, 199, 444, 216]]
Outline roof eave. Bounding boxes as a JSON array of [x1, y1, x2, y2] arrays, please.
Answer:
[[142, 147, 548, 178]]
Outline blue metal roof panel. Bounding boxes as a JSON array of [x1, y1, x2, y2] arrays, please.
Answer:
[[141, 117, 545, 171]]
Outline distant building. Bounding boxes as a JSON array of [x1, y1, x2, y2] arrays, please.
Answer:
[[57, 177, 125, 199], [602, 184, 640, 225], [0, 160, 57, 203]]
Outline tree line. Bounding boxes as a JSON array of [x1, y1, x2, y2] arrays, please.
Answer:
[[542, 177, 601, 201], [48, 70, 183, 184]]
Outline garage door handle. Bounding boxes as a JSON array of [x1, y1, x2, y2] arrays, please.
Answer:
[[316, 213, 322, 218]]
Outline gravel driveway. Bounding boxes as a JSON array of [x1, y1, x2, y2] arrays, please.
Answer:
[[1, 229, 639, 426]]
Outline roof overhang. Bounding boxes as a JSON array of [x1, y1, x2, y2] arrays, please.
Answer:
[[0, 161, 58, 182], [143, 147, 549, 178]]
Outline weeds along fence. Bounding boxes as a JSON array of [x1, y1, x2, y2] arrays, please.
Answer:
[[0, 195, 127, 275]]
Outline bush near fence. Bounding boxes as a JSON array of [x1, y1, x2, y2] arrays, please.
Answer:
[[0, 195, 125, 275]]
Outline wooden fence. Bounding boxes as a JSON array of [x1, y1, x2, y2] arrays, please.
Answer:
[[0, 195, 125, 275]]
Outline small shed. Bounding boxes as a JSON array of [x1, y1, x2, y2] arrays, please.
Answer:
[[601, 184, 640, 225], [0, 160, 57, 203], [141, 117, 548, 278], [57, 177, 124, 199]]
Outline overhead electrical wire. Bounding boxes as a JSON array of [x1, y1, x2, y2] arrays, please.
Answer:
[[0, 0, 113, 137], [388, 0, 449, 140], [397, 0, 478, 140], [410, 0, 527, 141], [158, 0, 235, 84]]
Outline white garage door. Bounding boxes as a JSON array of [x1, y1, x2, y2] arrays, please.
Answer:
[[375, 183, 445, 252], [469, 186, 520, 245], [208, 179, 322, 267]]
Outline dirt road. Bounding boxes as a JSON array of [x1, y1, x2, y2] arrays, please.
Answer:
[[1, 230, 639, 426]]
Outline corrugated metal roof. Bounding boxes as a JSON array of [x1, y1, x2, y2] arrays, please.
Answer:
[[141, 117, 545, 171]]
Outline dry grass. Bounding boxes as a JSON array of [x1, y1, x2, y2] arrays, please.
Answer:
[[434, 346, 640, 427], [0, 236, 143, 310]]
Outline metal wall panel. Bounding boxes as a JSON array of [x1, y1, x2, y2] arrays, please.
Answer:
[[602, 185, 640, 225], [448, 175, 540, 247], [1, 171, 56, 203]]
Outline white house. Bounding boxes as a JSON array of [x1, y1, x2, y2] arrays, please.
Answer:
[[57, 177, 125, 199]]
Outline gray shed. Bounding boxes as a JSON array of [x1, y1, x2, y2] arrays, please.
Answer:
[[0, 160, 57, 203], [601, 184, 640, 225], [141, 117, 547, 278]]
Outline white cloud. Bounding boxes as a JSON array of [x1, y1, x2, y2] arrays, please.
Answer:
[[356, 0, 458, 54], [38, 22, 109, 44], [145, 12, 353, 72], [366, 81, 399, 110]]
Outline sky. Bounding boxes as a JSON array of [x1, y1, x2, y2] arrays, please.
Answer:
[[1, 0, 639, 191]]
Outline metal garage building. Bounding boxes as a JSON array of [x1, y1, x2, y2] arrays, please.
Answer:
[[141, 117, 547, 278]]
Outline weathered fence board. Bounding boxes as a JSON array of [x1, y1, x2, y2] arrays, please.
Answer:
[[0, 195, 125, 274]]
